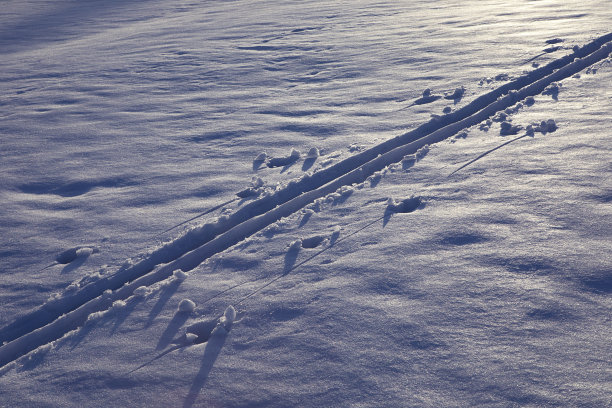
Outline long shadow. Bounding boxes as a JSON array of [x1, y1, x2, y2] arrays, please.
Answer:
[[383, 209, 394, 227], [61, 255, 89, 274], [280, 160, 298, 174], [302, 157, 316, 172], [298, 211, 313, 228], [146, 280, 182, 328], [156, 311, 191, 350], [283, 245, 301, 274], [110, 297, 142, 335], [183, 327, 228, 408]]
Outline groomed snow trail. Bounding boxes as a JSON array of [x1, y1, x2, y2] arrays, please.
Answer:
[[0, 33, 611, 368]]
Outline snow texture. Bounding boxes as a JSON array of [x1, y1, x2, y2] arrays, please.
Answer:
[[0, 1, 611, 407]]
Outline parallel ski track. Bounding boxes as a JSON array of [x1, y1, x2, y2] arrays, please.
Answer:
[[1, 33, 610, 368]]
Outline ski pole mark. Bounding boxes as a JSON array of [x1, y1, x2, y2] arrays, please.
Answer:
[[448, 133, 532, 177], [525, 45, 563, 63], [153, 198, 238, 238], [449, 118, 559, 177]]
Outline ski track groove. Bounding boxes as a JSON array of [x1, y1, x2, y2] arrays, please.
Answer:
[[0, 33, 611, 369]]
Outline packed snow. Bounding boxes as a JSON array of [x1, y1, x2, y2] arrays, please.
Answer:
[[1, 0, 611, 407]]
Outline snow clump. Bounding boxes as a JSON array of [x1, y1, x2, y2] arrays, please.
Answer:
[[178, 299, 196, 313], [133, 286, 149, 297], [173, 270, 188, 282], [221, 305, 236, 331], [500, 121, 522, 136], [306, 147, 320, 159]]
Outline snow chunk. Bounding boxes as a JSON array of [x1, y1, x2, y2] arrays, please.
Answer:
[[133, 286, 149, 297], [500, 121, 522, 136], [173, 269, 188, 282], [251, 176, 264, 188], [444, 86, 465, 102], [289, 239, 302, 251], [415, 145, 429, 161], [306, 147, 320, 159], [414, 88, 442, 105], [545, 119, 557, 132], [112, 300, 126, 310], [178, 299, 196, 313], [220, 305, 236, 331], [542, 82, 561, 99]]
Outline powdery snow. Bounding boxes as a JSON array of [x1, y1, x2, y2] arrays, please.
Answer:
[[0, 1, 611, 407]]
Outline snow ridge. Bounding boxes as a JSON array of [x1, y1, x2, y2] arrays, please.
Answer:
[[0, 33, 611, 369]]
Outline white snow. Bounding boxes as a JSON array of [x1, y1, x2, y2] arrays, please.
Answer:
[[0, 0, 610, 407], [306, 147, 320, 160], [178, 299, 196, 313], [173, 270, 188, 282]]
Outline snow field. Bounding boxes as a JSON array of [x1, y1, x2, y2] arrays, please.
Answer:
[[1, 0, 611, 406]]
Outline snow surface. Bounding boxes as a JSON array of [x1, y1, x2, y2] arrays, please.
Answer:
[[1, 0, 611, 406]]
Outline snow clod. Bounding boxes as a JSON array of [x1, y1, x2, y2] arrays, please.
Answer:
[[173, 270, 188, 282], [133, 286, 149, 297], [221, 305, 236, 332], [500, 121, 522, 136], [178, 299, 196, 313], [306, 147, 320, 159]]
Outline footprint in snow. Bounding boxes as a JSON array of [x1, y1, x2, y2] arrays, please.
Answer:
[[383, 196, 424, 226], [301, 235, 325, 249]]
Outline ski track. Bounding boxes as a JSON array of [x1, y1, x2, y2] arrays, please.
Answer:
[[0, 33, 611, 369]]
